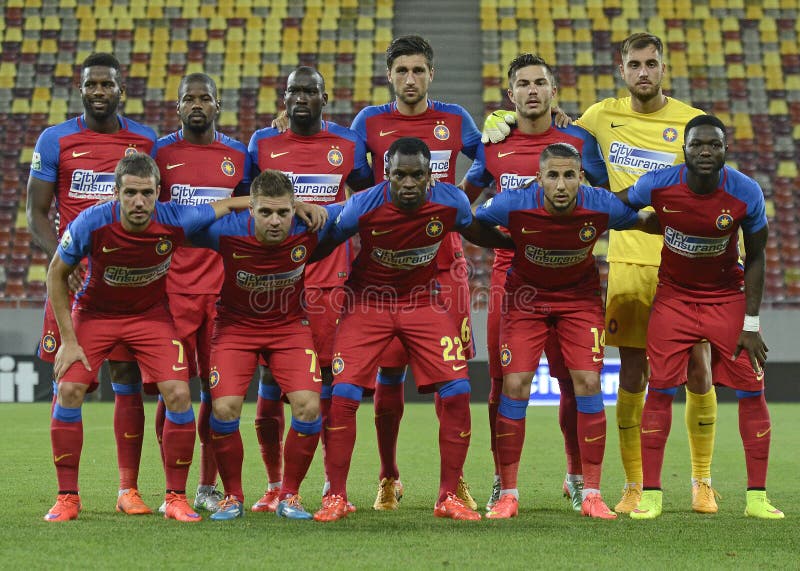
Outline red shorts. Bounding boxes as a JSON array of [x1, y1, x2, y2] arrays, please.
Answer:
[[487, 267, 570, 380], [499, 302, 605, 375], [167, 292, 217, 379], [647, 295, 764, 391], [304, 286, 345, 368], [40, 297, 134, 364], [61, 305, 188, 388], [333, 300, 468, 393], [378, 260, 475, 372], [209, 320, 322, 399]]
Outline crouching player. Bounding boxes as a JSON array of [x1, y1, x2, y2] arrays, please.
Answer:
[[189, 169, 333, 521], [44, 153, 249, 522], [475, 143, 658, 519]]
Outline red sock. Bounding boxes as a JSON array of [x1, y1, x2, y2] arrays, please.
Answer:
[[325, 395, 360, 499], [374, 382, 403, 480], [495, 413, 525, 491], [577, 410, 606, 490], [280, 425, 321, 498], [641, 390, 674, 489], [738, 393, 771, 489], [197, 397, 218, 486], [51, 417, 83, 492], [255, 395, 284, 484], [114, 392, 144, 490], [488, 378, 502, 474], [558, 378, 581, 475], [162, 417, 196, 492], [155, 397, 166, 468], [437, 392, 471, 503], [211, 428, 244, 502]]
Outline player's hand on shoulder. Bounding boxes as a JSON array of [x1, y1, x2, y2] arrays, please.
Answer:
[[296, 201, 328, 231], [733, 330, 768, 374], [67, 264, 86, 294], [551, 105, 572, 128], [481, 110, 516, 144], [54, 340, 91, 381], [271, 110, 289, 132]]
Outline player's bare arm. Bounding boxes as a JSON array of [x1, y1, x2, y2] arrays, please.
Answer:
[[457, 178, 485, 204], [209, 195, 251, 218], [459, 218, 515, 250], [734, 225, 769, 372], [46, 253, 91, 380]]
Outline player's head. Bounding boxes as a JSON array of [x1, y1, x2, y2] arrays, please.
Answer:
[[114, 153, 160, 231], [80, 52, 124, 121], [506, 54, 557, 121], [177, 73, 220, 135], [538, 143, 583, 215], [250, 169, 295, 244], [683, 115, 727, 177], [386, 137, 432, 211], [619, 32, 666, 104], [285, 66, 328, 130], [386, 35, 434, 108]]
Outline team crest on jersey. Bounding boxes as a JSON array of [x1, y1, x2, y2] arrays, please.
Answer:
[[209, 368, 220, 389], [500, 345, 512, 367], [291, 245, 307, 263], [425, 218, 444, 237], [715, 210, 734, 231], [156, 239, 173, 255], [662, 127, 679, 142], [433, 122, 450, 141], [579, 223, 597, 242], [221, 157, 236, 177], [124, 145, 138, 157], [41, 331, 57, 353], [332, 355, 345, 376], [327, 147, 344, 167]]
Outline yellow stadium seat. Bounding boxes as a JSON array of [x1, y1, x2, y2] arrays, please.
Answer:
[[575, 51, 594, 66], [777, 161, 798, 178], [769, 100, 789, 115], [257, 98, 277, 115], [372, 86, 390, 104], [11, 100, 30, 114]]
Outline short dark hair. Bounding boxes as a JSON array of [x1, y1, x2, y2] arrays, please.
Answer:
[[684, 114, 726, 141], [386, 35, 434, 70], [620, 32, 664, 60], [82, 52, 121, 73], [540, 142, 582, 165], [386, 137, 432, 165], [288, 66, 326, 90], [251, 169, 294, 200], [178, 73, 218, 99], [507, 53, 557, 87], [115, 153, 160, 188]]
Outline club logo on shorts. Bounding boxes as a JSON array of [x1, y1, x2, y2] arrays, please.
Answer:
[[291, 245, 307, 263], [209, 368, 220, 389], [156, 239, 173, 255], [425, 218, 444, 237], [124, 145, 138, 157], [433, 122, 450, 141], [662, 127, 679, 142], [579, 223, 597, 242], [42, 331, 57, 353], [500, 345, 512, 367], [327, 147, 344, 167], [332, 356, 345, 376], [715, 210, 734, 231], [221, 157, 236, 177]]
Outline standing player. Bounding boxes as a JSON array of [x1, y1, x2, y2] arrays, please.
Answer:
[[622, 116, 783, 519], [247, 66, 372, 512], [26, 53, 157, 515], [312, 138, 514, 522], [154, 72, 251, 513], [43, 153, 249, 522], [483, 33, 716, 514], [462, 54, 609, 512], [475, 143, 657, 519], [190, 170, 336, 521], [350, 35, 482, 510]]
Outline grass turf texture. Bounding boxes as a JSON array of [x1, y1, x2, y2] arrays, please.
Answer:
[[2, 401, 797, 570]]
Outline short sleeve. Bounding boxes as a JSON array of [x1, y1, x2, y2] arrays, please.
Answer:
[[475, 191, 513, 228], [626, 171, 656, 209], [741, 181, 768, 235], [30, 127, 61, 183]]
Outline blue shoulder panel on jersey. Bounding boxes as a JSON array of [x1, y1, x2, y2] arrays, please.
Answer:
[[154, 131, 180, 154], [329, 181, 390, 242], [190, 209, 250, 251], [627, 166, 681, 209], [57, 202, 116, 265], [350, 104, 393, 143], [580, 186, 639, 230], [430, 182, 472, 229], [155, 201, 216, 236], [31, 118, 82, 182], [722, 166, 767, 234], [123, 117, 158, 154], [247, 127, 282, 171], [559, 124, 609, 187], [474, 188, 527, 227]]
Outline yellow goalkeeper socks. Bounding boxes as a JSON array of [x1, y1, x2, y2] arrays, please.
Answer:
[[685, 387, 717, 481], [616, 388, 645, 484]]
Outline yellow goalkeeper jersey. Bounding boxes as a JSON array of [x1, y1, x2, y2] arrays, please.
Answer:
[[577, 96, 704, 266]]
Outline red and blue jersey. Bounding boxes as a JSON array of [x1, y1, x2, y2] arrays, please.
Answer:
[[351, 100, 482, 270], [329, 180, 472, 300], [30, 115, 157, 237], [627, 164, 767, 302], [56, 201, 217, 315], [189, 205, 341, 327], [248, 121, 371, 288], [475, 184, 638, 304], [155, 129, 251, 295]]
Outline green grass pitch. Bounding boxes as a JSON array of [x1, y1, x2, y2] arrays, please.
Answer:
[[1, 401, 797, 570]]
